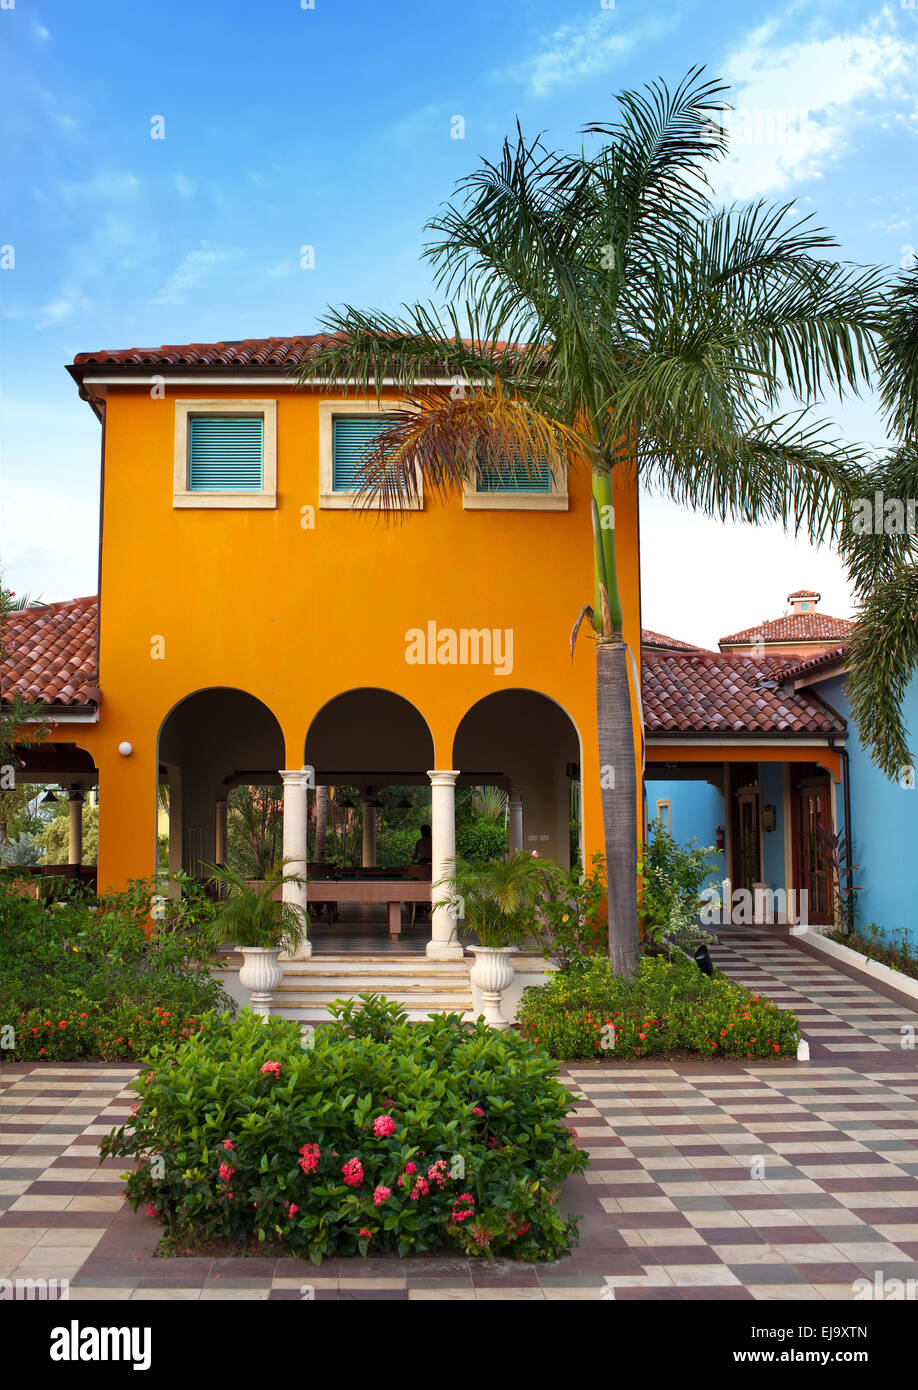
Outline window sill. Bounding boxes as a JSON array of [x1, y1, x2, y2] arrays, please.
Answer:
[[462, 491, 568, 511], [319, 491, 423, 511], [173, 491, 277, 509]]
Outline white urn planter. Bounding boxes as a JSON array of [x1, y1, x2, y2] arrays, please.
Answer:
[[468, 946, 516, 1029], [238, 947, 283, 1019]]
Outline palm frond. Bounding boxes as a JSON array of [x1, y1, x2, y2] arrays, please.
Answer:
[[845, 566, 918, 777]]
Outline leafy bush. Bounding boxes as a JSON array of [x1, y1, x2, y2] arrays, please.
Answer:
[[0, 874, 230, 1060], [102, 998, 587, 1263], [638, 821, 719, 949], [518, 954, 799, 1061], [456, 814, 507, 862], [537, 853, 608, 972], [0, 834, 42, 867]]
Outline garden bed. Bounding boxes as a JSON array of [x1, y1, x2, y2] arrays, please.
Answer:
[[517, 953, 800, 1061], [102, 998, 586, 1264]]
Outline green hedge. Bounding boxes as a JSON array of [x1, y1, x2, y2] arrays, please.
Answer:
[[517, 954, 800, 1061], [102, 999, 587, 1263]]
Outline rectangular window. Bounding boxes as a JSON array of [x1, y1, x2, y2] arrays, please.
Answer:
[[476, 455, 552, 494], [655, 799, 672, 835], [188, 417, 264, 492], [173, 400, 276, 509], [331, 415, 400, 492]]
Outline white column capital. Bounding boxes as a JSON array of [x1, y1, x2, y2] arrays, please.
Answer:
[[427, 769, 459, 787], [280, 767, 312, 791]]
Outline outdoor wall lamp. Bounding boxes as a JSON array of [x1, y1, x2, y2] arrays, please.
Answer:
[[40, 789, 58, 805], [715, 824, 725, 852], [118, 741, 133, 756], [761, 804, 776, 832]]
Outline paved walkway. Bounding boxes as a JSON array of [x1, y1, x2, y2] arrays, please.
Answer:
[[1, 929, 916, 1300]]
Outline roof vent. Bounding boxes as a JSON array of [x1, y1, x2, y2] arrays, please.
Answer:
[[787, 588, 820, 614]]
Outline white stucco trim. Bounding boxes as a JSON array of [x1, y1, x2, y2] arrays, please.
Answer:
[[462, 460, 568, 511], [173, 399, 277, 509], [800, 929, 918, 1003], [318, 399, 423, 511]]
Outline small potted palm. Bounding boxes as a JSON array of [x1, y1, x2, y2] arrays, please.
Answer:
[[437, 851, 545, 1028], [208, 861, 307, 1018]]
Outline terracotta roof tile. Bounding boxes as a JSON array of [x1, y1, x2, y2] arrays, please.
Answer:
[[719, 611, 852, 646], [69, 335, 523, 377], [787, 588, 821, 600], [777, 645, 849, 681], [642, 651, 846, 735], [1, 596, 98, 707], [641, 628, 707, 653]]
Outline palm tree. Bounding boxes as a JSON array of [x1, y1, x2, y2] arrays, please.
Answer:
[[842, 267, 918, 778], [294, 69, 882, 978]]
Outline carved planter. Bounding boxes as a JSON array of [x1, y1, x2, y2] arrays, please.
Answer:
[[238, 947, 283, 1019], [468, 945, 516, 1029]]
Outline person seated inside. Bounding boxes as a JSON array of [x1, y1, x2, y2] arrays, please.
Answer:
[[412, 824, 432, 866]]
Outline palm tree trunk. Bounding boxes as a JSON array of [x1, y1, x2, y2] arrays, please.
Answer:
[[596, 638, 640, 979], [314, 785, 328, 861]]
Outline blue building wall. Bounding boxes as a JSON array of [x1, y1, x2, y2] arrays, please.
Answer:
[[644, 778, 726, 888], [816, 673, 918, 944]]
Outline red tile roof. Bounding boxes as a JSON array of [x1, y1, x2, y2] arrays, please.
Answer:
[[1, 597, 99, 707], [642, 651, 846, 735], [777, 645, 849, 682], [719, 611, 853, 647], [68, 334, 524, 379], [787, 588, 820, 600], [641, 628, 706, 653]]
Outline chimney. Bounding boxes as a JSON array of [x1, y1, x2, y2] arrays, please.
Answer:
[[788, 589, 820, 615]]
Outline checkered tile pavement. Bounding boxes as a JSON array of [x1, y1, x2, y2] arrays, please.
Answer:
[[1, 930, 916, 1299]]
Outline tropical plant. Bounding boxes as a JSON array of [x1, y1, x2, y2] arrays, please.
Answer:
[[638, 820, 719, 951], [537, 852, 608, 972], [103, 1002, 586, 1263], [226, 784, 283, 878], [842, 267, 918, 777], [293, 69, 883, 978], [436, 850, 546, 948], [207, 861, 307, 952]]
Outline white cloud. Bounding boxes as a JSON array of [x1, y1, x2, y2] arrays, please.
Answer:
[[496, 11, 677, 98], [713, 9, 916, 199], [150, 245, 239, 305], [58, 171, 140, 203], [34, 23, 50, 42], [34, 288, 93, 331], [173, 174, 197, 200]]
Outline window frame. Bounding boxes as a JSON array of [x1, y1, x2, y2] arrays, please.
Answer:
[[173, 399, 277, 509], [462, 456, 568, 510], [319, 399, 422, 511]]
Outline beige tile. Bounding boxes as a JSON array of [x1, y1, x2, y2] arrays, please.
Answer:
[[749, 1284, 825, 1301], [36, 1228, 107, 1247], [199, 1288, 270, 1300], [664, 1264, 740, 1286], [63, 1196, 125, 1212], [408, 1288, 477, 1300], [338, 1276, 405, 1289], [69, 1286, 135, 1300], [129, 1288, 202, 1301], [475, 1288, 546, 1300], [9, 1195, 72, 1211]]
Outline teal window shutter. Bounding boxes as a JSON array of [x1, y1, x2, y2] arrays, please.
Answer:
[[477, 453, 552, 493], [189, 417, 264, 491], [332, 416, 400, 491]]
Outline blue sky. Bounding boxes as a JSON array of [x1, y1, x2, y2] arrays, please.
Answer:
[[1, 0, 916, 645]]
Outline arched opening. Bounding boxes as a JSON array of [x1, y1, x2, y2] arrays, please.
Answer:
[[453, 689, 582, 869], [157, 687, 285, 879]]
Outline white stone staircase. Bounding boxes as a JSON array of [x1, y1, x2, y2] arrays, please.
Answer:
[[217, 951, 474, 1022]]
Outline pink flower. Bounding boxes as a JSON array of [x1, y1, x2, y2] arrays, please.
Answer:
[[298, 1142, 320, 1175], [451, 1193, 475, 1223], [531, 850, 539, 858], [342, 1157, 364, 1188], [373, 1115, 396, 1138], [427, 1161, 448, 1189], [219, 1162, 235, 1182], [410, 1176, 430, 1201], [284, 1202, 299, 1216], [471, 1106, 484, 1117], [222, 1140, 234, 1150], [373, 1185, 391, 1206], [145, 1204, 157, 1217], [259, 1061, 282, 1077], [359, 1228, 373, 1238], [403, 1161, 417, 1176]]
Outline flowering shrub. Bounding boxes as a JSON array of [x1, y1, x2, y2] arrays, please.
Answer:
[[102, 1000, 586, 1263], [8, 1002, 212, 1062], [517, 954, 799, 1061]]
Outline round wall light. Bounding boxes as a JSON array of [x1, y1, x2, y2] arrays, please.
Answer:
[[118, 741, 133, 756]]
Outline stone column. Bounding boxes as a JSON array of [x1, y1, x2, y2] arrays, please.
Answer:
[[426, 769, 463, 961], [68, 791, 84, 866], [361, 796, 377, 868], [508, 789, 523, 854], [280, 768, 311, 960], [215, 799, 228, 866]]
